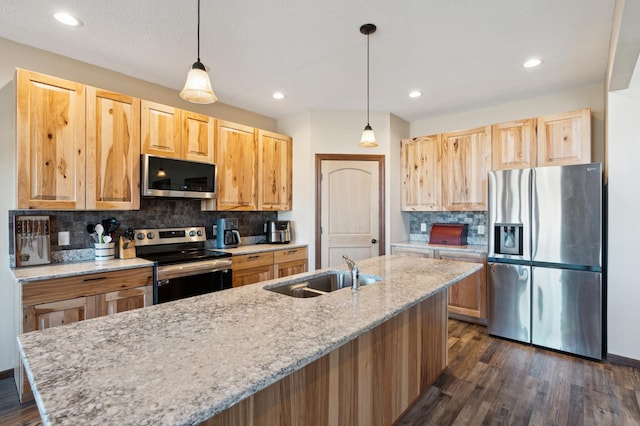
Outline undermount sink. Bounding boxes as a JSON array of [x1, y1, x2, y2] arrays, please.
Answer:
[[265, 271, 383, 298]]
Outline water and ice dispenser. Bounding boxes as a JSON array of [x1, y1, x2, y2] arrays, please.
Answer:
[[493, 223, 523, 256]]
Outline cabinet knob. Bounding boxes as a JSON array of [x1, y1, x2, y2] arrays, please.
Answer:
[[371, 239, 377, 244]]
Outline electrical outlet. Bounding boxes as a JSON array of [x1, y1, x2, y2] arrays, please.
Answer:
[[58, 231, 70, 246], [420, 223, 427, 232], [477, 225, 485, 235]]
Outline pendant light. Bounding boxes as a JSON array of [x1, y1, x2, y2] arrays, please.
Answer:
[[180, 0, 218, 104], [359, 23, 377, 148]]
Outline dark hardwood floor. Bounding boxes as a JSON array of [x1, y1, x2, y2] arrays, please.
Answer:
[[399, 320, 640, 426], [0, 377, 39, 426], [1, 319, 638, 425]]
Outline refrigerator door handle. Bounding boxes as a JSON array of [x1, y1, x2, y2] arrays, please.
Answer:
[[534, 285, 542, 321]]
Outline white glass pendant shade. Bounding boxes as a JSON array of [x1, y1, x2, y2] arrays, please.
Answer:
[[180, 62, 217, 104], [359, 124, 377, 147]]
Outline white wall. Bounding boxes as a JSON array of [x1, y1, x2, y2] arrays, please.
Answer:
[[277, 113, 313, 263], [389, 114, 410, 243], [0, 80, 16, 375], [607, 85, 640, 361], [278, 111, 409, 269]]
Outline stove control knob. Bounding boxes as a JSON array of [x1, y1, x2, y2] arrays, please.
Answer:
[[136, 232, 145, 240], [146, 232, 154, 239], [189, 230, 196, 237], [197, 230, 203, 236]]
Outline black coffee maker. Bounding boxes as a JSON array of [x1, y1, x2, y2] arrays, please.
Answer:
[[216, 218, 240, 248]]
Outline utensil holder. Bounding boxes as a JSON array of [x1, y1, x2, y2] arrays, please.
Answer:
[[95, 242, 115, 261], [118, 236, 136, 259]]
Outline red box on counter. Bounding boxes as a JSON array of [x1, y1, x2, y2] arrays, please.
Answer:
[[429, 223, 468, 245]]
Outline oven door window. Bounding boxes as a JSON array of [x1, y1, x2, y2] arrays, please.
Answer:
[[156, 270, 232, 304]]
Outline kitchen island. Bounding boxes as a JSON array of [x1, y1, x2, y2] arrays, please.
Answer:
[[18, 255, 481, 425]]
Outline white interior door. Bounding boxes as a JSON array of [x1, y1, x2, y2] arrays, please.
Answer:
[[320, 160, 380, 268]]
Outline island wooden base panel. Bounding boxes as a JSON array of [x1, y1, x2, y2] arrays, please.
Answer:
[[204, 290, 448, 426]]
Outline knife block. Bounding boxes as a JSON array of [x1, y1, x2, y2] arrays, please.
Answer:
[[118, 236, 136, 259]]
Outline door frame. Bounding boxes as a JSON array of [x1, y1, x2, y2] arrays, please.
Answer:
[[315, 154, 386, 268]]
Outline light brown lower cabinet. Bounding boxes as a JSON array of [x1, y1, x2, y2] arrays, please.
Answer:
[[23, 296, 97, 332], [232, 252, 275, 287], [435, 251, 487, 322], [273, 247, 308, 277], [232, 246, 308, 287], [17, 267, 153, 402], [96, 286, 153, 316], [392, 246, 487, 323], [232, 264, 274, 287]]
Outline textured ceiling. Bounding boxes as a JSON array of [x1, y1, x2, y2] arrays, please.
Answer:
[[0, 0, 616, 121]]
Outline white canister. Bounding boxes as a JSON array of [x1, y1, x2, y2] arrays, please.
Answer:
[[95, 242, 116, 261]]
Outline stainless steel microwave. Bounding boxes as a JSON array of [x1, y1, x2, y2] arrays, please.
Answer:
[[141, 154, 217, 199]]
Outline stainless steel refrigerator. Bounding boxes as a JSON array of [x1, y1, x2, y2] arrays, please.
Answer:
[[487, 163, 603, 359]]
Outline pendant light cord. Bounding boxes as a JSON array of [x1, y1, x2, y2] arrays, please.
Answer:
[[366, 31, 370, 125], [197, 0, 201, 62]]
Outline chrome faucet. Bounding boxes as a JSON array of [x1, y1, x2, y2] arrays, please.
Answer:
[[342, 255, 360, 291]]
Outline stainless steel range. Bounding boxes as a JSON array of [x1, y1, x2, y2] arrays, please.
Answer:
[[135, 226, 232, 304]]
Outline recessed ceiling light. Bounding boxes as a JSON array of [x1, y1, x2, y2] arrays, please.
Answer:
[[522, 58, 542, 68], [272, 92, 285, 100], [408, 91, 422, 98], [54, 12, 82, 27]]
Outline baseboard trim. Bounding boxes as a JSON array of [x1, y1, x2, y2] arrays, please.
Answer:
[[607, 353, 640, 369], [0, 368, 14, 380], [448, 312, 487, 326]]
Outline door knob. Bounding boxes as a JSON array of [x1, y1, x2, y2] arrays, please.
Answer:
[[371, 239, 377, 244]]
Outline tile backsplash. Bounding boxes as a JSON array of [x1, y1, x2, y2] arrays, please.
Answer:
[[9, 198, 277, 264], [408, 211, 487, 245]]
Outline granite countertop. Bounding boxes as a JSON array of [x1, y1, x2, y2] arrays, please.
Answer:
[[12, 258, 154, 284], [216, 242, 308, 256], [11, 243, 308, 283], [392, 240, 488, 255], [18, 255, 480, 426]]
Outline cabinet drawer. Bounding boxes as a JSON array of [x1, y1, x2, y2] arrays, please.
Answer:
[[232, 252, 274, 270], [22, 267, 153, 306], [435, 251, 485, 263], [391, 247, 436, 258], [274, 247, 308, 263]]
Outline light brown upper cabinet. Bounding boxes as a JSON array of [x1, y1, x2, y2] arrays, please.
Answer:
[[17, 69, 87, 209], [215, 120, 258, 210], [181, 110, 215, 163], [86, 87, 140, 210], [441, 126, 491, 211], [491, 118, 537, 170], [257, 130, 292, 210], [141, 101, 181, 158], [401, 135, 442, 211], [17, 69, 140, 210], [141, 101, 214, 163], [537, 108, 591, 167]]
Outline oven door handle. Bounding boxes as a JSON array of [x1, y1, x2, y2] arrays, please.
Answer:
[[156, 260, 232, 281]]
